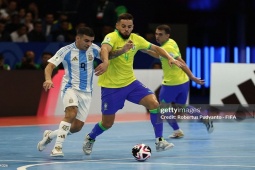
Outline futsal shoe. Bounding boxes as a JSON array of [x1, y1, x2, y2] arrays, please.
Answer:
[[203, 119, 214, 133], [155, 138, 174, 152], [83, 134, 95, 155], [37, 130, 52, 151], [50, 146, 64, 157], [169, 129, 184, 139]]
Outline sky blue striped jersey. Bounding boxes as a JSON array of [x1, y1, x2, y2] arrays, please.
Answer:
[[48, 42, 101, 92]]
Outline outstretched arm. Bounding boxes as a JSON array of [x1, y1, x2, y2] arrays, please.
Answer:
[[140, 49, 159, 58], [149, 44, 184, 67], [177, 57, 205, 85]]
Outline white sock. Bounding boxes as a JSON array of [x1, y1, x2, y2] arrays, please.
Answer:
[[49, 130, 58, 139], [49, 130, 73, 139], [53, 121, 71, 149]]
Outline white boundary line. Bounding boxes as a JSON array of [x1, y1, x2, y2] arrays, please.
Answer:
[[12, 156, 255, 170]]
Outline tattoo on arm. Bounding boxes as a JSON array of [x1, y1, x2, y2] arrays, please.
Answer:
[[109, 49, 125, 59]]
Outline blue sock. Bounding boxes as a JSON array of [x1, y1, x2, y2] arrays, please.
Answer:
[[166, 113, 180, 130], [150, 108, 163, 138], [89, 121, 108, 140]]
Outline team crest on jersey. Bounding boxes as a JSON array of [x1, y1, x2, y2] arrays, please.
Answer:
[[88, 53, 93, 61], [54, 56, 59, 61], [72, 56, 78, 61], [132, 45, 136, 50], [105, 37, 111, 42], [103, 102, 108, 111], [69, 98, 73, 103]]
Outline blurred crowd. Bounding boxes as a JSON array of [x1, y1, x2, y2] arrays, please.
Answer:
[[0, 0, 128, 70], [0, 0, 127, 43]]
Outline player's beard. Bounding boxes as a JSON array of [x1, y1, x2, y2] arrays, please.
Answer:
[[119, 32, 130, 40]]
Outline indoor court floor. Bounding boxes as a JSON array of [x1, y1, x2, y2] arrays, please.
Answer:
[[0, 113, 255, 170]]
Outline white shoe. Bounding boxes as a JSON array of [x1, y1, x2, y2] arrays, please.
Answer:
[[169, 129, 184, 139], [83, 134, 95, 155], [37, 130, 52, 151], [155, 138, 174, 152], [50, 146, 64, 157]]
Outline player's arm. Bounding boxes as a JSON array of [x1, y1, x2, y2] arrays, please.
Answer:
[[43, 62, 56, 91], [109, 40, 133, 59], [95, 44, 110, 76], [150, 44, 184, 67], [140, 49, 159, 58], [176, 57, 204, 85]]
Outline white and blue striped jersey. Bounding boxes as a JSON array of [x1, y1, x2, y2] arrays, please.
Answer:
[[48, 42, 101, 92]]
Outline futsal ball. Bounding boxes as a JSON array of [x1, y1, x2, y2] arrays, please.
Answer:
[[132, 143, 151, 161]]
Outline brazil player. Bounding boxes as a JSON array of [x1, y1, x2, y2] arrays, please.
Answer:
[[83, 13, 184, 155], [37, 27, 109, 157], [143, 24, 214, 138]]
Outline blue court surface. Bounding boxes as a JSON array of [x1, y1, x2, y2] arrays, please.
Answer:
[[0, 119, 255, 170]]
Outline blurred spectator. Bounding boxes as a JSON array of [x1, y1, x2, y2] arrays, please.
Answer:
[[0, 0, 7, 9], [39, 51, 53, 70], [42, 13, 57, 41], [22, 11, 34, 32], [92, 0, 117, 42], [115, 5, 127, 16], [0, 0, 18, 21], [4, 12, 20, 33], [151, 62, 162, 69], [27, 2, 39, 21], [18, 7, 26, 23], [16, 50, 39, 70], [28, 20, 46, 41], [52, 19, 74, 42], [0, 19, 11, 41], [53, 12, 73, 31], [10, 23, 28, 42], [0, 53, 10, 70]]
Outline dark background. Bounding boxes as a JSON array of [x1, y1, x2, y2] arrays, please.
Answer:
[[32, 0, 254, 47]]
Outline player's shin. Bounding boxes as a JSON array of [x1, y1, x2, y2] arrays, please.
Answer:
[[149, 108, 163, 138], [88, 121, 108, 139]]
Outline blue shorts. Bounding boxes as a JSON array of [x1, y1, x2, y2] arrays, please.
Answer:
[[159, 81, 189, 104], [101, 80, 154, 114]]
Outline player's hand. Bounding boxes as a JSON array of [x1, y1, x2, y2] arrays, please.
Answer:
[[122, 40, 133, 52], [95, 62, 108, 76], [190, 76, 205, 85], [43, 79, 54, 92], [169, 59, 184, 67]]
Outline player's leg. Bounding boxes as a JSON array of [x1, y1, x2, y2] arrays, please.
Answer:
[[45, 91, 91, 141], [159, 85, 184, 138], [50, 105, 77, 157], [83, 114, 115, 155], [83, 87, 124, 155], [175, 82, 214, 133], [37, 88, 78, 157], [127, 80, 174, 152]]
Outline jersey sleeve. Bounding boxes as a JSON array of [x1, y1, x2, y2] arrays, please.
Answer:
[[101, 33, 115, 47], [91, 44, 101, 60], [135, 34, 151, 50], [48, 48, 65, 66]]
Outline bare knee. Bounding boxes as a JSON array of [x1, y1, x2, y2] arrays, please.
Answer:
[[101, 121, 114, 129], [101, 114, 115, 129], [64, 106, 78, 122], [140, 94, 159, 110]]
